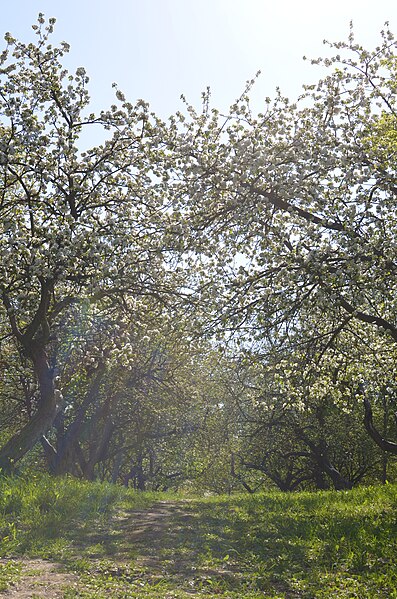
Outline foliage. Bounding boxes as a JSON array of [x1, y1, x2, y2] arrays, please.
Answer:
[[0, 15, 184, 471], [160, 24, 397, 462], [2, 17, 397, 492]]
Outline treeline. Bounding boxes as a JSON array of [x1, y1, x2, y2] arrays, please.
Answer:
[[0, 17, 397, 492]]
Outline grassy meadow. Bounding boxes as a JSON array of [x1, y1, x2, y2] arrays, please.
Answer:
[[0, 475, 397, 597]]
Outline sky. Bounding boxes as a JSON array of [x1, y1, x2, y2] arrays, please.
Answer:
[[2, 0, 397, 119]]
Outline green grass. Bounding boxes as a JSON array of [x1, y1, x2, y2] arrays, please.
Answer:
[[1, 475, 397, 597], [0, 560, 22, 591], [0, 474, 159, 557]]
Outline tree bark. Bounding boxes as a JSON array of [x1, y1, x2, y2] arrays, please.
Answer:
[[295, 428, 353, 490], [317, 451, 352, 490], [82, 416, 114, 481], [363, 394, 397, 455], [0, 341, 57, 473], [48, 364, 106, 475]]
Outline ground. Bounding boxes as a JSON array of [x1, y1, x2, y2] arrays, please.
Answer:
[[0, 500, 245, 599], [1, 487, 397, 598], [0, 558, 78, 598]]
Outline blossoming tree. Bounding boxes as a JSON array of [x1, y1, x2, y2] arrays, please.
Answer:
[[166, 25, 397, 454], [0, 16, 180, 472]]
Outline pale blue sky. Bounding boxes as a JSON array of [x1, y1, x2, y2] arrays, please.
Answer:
[[2, 0, 397, 117]]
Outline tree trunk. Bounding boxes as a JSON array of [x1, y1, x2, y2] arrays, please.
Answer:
[[312, 463, 329, 490], [111, 450, 124, 484], [136, 454, 146, 491], [0, 342, 56, 473], [295, 428, 353, 490], [312, 442, 352, 490], [49, 364, 106, 475], [82, 416, 114, 481], [362, 391, 397, 455]]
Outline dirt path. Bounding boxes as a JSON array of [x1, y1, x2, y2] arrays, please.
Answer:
[[0, 500, 238, 597], [0, 501, 199, 597], [0, 558, 78, 598], [112, 499, 239, 586], [114, 500, 194, 566]]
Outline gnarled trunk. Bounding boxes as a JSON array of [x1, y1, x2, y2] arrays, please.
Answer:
[[295, 427, 353, 491], [0, 342, 57, 473], [363, 393, 397, 455], [47, 364, 106, 476]]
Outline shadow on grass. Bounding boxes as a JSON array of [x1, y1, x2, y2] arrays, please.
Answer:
[[7, 484, 397, 597], [69, 491, 397, 597]]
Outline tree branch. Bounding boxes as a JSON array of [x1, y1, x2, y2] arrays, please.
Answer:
[[362, 392, 397, 455]]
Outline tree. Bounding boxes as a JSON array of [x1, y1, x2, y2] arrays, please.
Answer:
[[0, 16, 181, 472], [220, 332, 384, 492], [164, 25, 397, 454]]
